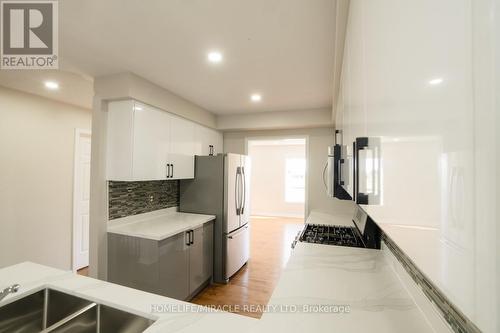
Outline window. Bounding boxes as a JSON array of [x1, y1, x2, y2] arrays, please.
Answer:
[[285, 158, 306, 203]]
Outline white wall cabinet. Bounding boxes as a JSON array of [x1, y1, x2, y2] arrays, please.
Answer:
[[107, 99, 222, 181], [169, 115, 195, 179], [195, 125, 223, 156], [334, 1, 498, 332]]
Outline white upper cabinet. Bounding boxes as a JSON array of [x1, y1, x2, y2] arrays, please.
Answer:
[[335, 1, 498, 331], [195, 125, 223, 156], [107, 100, 170, 181], [169, 115, 195, 179], [107, 100, 222, 181]]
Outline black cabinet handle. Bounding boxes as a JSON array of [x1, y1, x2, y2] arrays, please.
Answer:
[[171, 164, 174, 178], [167, 164, 171, 179], [190, 230, 194, 245], [185, 231, 190, 246]]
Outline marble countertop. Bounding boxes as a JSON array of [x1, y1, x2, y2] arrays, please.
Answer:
[[256, 242, 437, 333], [0, 262, 256, 333], [107, 209, 216, 241]]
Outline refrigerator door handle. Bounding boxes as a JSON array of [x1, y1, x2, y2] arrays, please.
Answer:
[[235, 167, 241, 215], [241, 166, 246, 215]]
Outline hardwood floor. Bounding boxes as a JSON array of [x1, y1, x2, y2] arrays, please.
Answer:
[[191, 216, 304, 319], [77, 266, 89, 276]]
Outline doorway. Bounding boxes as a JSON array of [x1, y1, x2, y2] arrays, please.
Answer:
[[247, 137, 307, 219], [72, 129, 92, 272]]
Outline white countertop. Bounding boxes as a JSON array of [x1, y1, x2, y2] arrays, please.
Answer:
[[0, 262, 256, 333], [257, 242, 437, 333], [107, 209, 216, 241]]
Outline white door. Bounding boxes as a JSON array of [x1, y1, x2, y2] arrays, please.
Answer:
[[73, 130, 91, 271], [169, 115, 195, 179]]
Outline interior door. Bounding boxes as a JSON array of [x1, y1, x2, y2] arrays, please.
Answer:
[[169, 115, 195, 179], [74, 131, 91, 270], [240, 155, 251, 226], [225, 154, 241, 233]]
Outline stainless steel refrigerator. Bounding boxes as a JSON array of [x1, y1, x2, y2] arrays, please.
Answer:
[[179, 153, 251, 283]]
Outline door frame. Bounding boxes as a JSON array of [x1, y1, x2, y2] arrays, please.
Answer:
[[244, 135, 309, 220], [72, 128, 92, 272]]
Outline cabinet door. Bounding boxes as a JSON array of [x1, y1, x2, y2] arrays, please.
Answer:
[[133, 103, 171, 180], [194, 125, 222, 156], [196, 125, 211, 156], [168, 115, 195, 179], [107, 101, 170, 181], [159, 231, 190, 300], [188, 223, 213, 295], [108, 234, 160, 295], [210, 129, 223, 155], [201, 222, 214, 283]]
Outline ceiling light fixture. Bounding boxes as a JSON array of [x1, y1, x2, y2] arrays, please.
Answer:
[[250, 94, 262, 102], [44, 81, 59, 90], [428, 78, 443, 86], [207, 51, 223, 63]]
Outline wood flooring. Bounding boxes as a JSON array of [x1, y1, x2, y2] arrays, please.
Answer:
[[191, 216, 304, 319], [77, 266, 89, 276]]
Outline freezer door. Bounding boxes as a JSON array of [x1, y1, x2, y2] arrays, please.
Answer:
[[240, 155, 251, 226], [225, 154, 241, 233], [225, 224, 250, 280]]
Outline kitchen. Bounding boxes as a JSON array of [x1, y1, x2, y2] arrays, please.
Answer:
[[0, 0, 498, 333]]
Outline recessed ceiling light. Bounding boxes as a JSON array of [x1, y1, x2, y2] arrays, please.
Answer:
[[134, 106, 143, 111], [207, 51, 223, 63], [44, 81, 59, 90], [428, 78, 443, 85], [250, 94, 262, 102]]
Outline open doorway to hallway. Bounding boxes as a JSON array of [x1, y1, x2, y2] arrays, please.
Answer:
[[247, 137, 307, 220], [191, 137, 307, 318]]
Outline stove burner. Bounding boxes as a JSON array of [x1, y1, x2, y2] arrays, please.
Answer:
[[299, 224, 365, 248]]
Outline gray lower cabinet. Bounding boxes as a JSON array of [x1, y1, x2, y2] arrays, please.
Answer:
[[189, 222, 213, 295], [158, 231, 190, 300], [108, 220, 214, 301]]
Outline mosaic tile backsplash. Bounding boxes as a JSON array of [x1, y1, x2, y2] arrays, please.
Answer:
[[108, 180, 179, 220]]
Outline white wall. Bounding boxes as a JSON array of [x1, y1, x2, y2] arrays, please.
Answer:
[[224, 128, 355, 217], [0, 86, 92, 270], [248, 143, 305, 218]]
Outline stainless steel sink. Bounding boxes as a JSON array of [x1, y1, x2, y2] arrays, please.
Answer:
[[0, 288, 155, 333]]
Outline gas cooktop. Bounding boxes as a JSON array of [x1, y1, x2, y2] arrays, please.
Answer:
[[299, 224, 365, 248]]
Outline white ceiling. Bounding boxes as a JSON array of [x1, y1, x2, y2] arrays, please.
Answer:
[[0, 70, 94, 110], [57, 0, 336, 114]]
